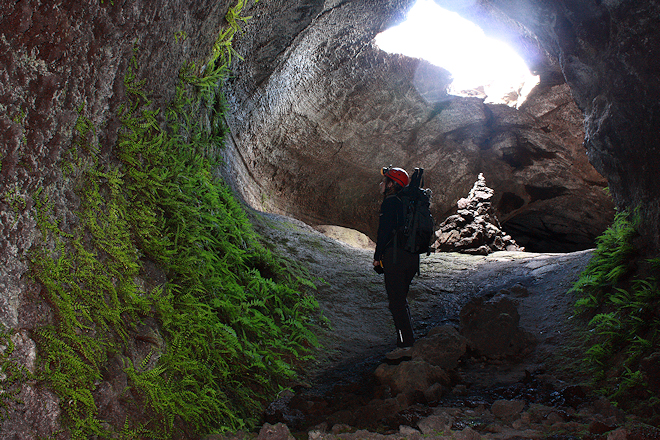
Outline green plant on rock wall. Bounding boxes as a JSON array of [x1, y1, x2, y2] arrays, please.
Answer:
[[0, 327, 31, 421], [571, 208, 660, 419], [28, 0, 321, 438], [1, 187, 27, 228]]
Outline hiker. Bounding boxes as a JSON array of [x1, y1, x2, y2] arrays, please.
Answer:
[[373, 166, 419, 359]]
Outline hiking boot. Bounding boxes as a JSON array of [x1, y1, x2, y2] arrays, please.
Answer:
[[385, 346, 413, 360]]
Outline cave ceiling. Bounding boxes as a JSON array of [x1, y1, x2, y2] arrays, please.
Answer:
[[222, 0, 635, 253]]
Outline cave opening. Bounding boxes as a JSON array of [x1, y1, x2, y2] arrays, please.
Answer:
[[375, 0, 539, 108]]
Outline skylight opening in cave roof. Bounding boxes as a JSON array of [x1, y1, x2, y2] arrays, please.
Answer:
[[375, 0, 539, 107]]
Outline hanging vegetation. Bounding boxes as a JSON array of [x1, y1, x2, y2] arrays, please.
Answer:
[[28, 1, 322, 438], [571, 209, 660, 421]]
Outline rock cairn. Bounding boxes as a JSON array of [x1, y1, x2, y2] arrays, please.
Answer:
[[432, 173, 523, 255]]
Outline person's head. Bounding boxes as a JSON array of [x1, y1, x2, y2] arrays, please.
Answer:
[[380, 166, 409, 195]]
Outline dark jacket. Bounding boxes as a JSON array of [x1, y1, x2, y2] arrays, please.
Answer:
[[374, 194, 406, 261]]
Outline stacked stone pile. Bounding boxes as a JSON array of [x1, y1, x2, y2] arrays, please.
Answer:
[[432, 174, 523, 255]]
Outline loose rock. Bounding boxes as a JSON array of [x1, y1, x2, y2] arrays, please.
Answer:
[[411, 325, 467, 369], [459, 295, 537, 359], [374, 360, 450, 398]]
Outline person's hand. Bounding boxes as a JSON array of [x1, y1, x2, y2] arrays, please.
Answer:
[[373, 260, 384, 274]]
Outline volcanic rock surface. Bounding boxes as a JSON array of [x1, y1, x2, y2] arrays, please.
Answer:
[[432, 173, 523, 255]]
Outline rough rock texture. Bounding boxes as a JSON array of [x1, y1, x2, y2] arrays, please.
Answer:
[[223, 0, 616, 253], [432, 173, 523, 255], [374, 360, 451, 398], [243, 212, 657, 437], [374, 295, 536, 401], [459, 295, 537, 359], [3, 0, 660, 437], [0, 0, 233, 437], [410, 325, 467, 370]]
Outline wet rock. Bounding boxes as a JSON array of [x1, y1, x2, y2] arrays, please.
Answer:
[[374, 360, 450, 398], [432, 174, 523, 255], [459, 295, 537, 359], [257, 422, 295, 440], [411, 325, 467, 370], [491, 399, 526, 420]]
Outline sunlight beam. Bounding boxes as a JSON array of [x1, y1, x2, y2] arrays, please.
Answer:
[[375, 0, 539, 107]]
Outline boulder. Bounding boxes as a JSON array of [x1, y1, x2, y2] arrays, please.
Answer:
[[411, 325, 467, 370], [459, 295, 537, 359], [374, 360, 450, 398]]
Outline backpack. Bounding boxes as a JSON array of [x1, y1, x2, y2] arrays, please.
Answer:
[[397, 168, 435, 255]]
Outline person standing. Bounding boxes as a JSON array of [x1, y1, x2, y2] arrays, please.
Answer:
[[373, 166, 419, 360]]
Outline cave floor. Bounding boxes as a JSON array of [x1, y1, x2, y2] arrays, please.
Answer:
[[248, 209, 635, 438]]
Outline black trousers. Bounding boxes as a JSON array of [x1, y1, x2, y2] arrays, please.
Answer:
[[382, 247, 419, 348]]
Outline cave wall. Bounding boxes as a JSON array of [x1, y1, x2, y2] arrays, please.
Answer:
[[554, 0, 660, 256], [223, 0, 615, 253], [0, 1, 232, 436]]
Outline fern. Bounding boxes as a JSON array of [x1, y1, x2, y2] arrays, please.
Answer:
[[25, 1, 322, 438], [0, 327, 32, 421], [570, 207, 660, 420]]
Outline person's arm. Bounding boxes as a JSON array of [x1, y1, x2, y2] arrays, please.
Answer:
[[373, 196, 397, 262]]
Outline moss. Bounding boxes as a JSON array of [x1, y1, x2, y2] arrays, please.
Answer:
[[27, 1, 321, 438]]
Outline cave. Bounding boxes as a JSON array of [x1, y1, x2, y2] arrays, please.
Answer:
[[221, 0, 623, 254], [2, 0, 660, 437], [218, 0, 659, 257]]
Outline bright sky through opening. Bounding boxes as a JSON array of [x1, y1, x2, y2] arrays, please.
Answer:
[[375, 0, 539, 106]]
